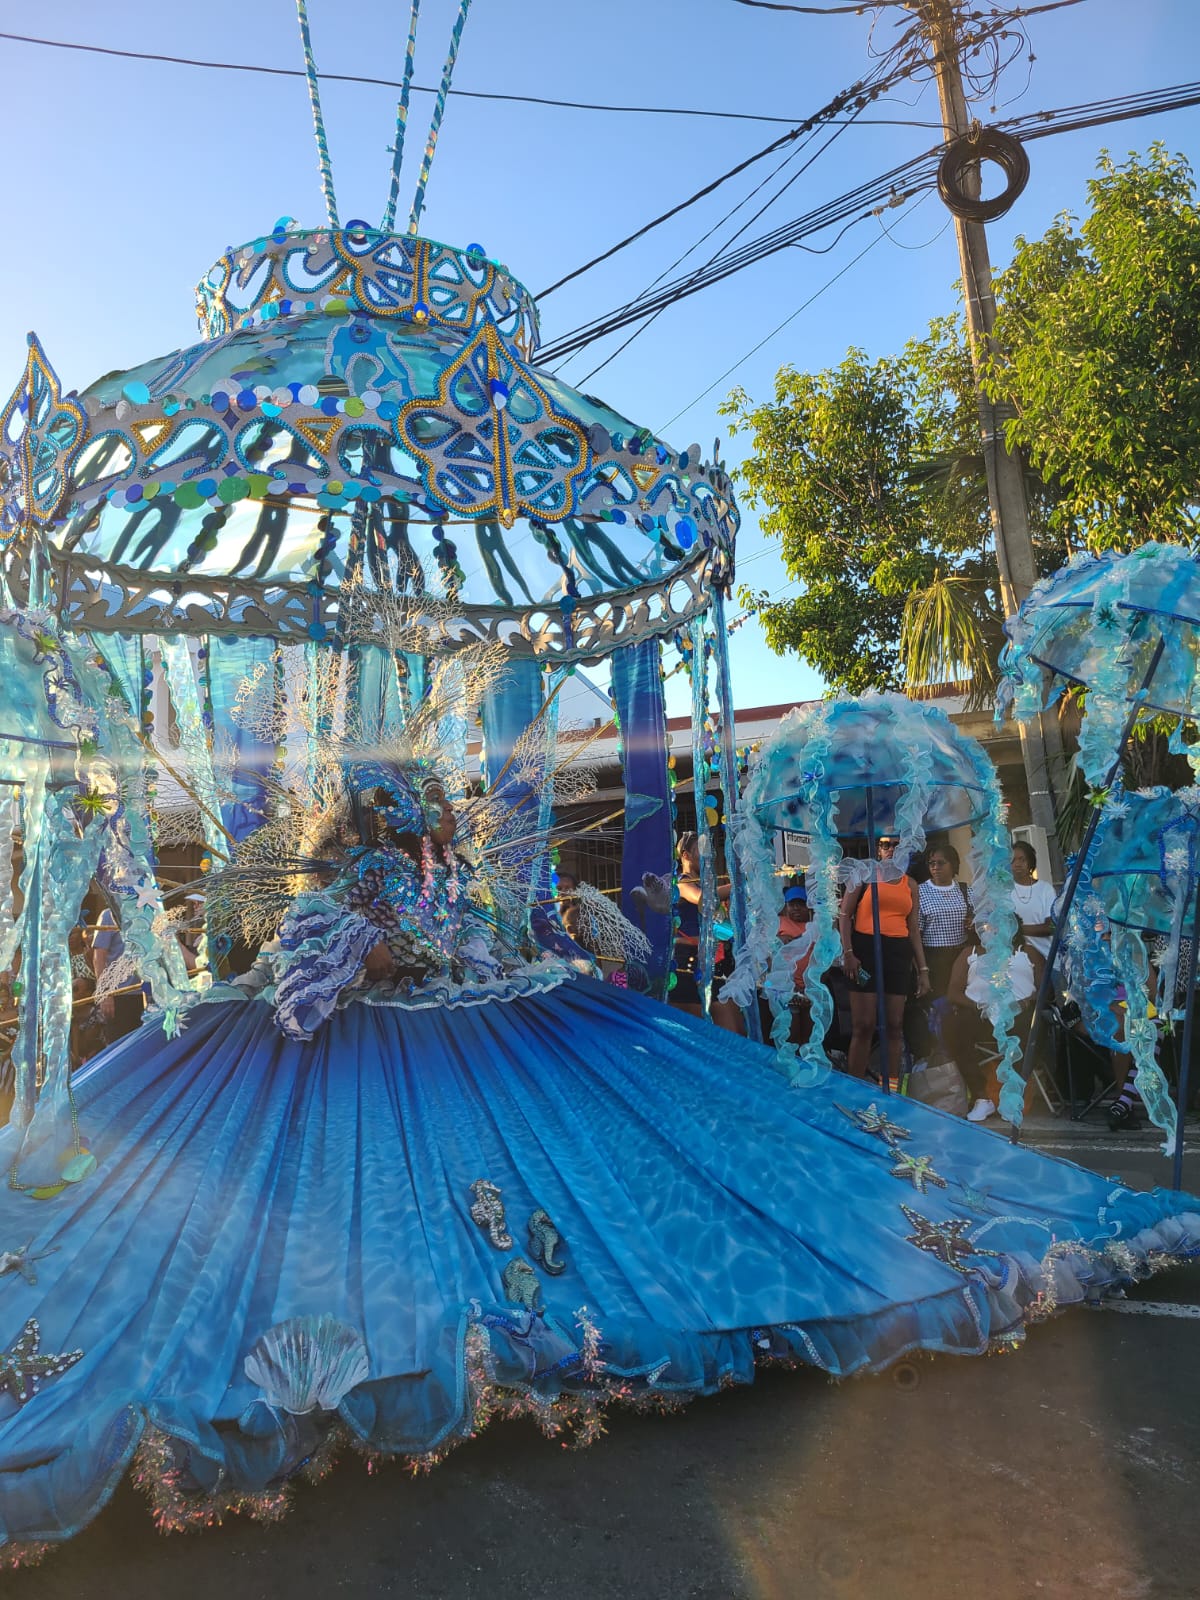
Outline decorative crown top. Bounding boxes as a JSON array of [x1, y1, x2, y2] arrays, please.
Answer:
[[196, 222, 540, 357]]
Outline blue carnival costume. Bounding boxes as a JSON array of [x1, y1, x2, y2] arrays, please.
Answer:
[[0, 2, 1198, 1558], [0, 770, 1198, 1557]]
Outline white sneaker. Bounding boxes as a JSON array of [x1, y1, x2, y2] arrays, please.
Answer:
[[967, 1097, 996, 1123]]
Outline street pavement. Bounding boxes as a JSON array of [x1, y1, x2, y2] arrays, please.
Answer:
[[9, 1118, 1200, 1600]]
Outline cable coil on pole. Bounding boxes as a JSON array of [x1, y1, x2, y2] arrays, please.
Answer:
[[936, 127, 1029, 222]]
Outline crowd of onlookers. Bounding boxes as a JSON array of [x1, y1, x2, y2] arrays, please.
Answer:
[[603, 829, 1143, 1127]]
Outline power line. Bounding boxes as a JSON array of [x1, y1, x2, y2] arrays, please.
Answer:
[[660, 234, 886, 432], [1014, 79, 1200, 141], [652, 191, 944, 437], [619, 87, 884, 310], [537, 124, 822, 304], [0, 27, 939, 129], [731, 0, 906, 12], [536, 2, 1057, 305], [732, 0, 1085, 13], [538, 150, 937, 365], [551, 125, 832, 381], [538, 78, 1200, 365], [536, 57, 924, 302], [739, 0, 1094, 17], [563, 108, 866, 388]]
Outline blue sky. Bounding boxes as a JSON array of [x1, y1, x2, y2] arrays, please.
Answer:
[[1, 0, 1197, 711]]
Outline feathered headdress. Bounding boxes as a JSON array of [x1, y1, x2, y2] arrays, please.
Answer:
[[346, 758, 447, 840]]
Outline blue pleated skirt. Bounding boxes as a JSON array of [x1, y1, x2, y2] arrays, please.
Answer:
[[0, 978, 1197, 1558]]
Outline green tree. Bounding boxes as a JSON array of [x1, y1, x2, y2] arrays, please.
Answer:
[[986, 145, 1200, 549], [723, 317, 1061, 697], [725, 145, 1199, 697]]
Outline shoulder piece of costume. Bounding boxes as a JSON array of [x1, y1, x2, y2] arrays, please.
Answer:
[[272, 893, 380, 1041]]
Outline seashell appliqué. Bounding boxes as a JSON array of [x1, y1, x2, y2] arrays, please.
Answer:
[[243, 1314, 370, 1414]]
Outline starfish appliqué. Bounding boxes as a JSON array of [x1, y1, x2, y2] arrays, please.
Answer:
[[161, 1006, 189, 1040], [957, 1183, 994, 1215], [889, 1150, 947, 1193], [901, 1206, 1000, 1275], [0, 1318, 83, 1404], [0, 1242, 58, 1285], [133, 878, 160, 911], [74, 788, 113, 821], [836, 1103, 912, 1144]]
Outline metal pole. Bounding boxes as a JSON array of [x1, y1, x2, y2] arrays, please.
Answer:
[[1171, 882, 1200, 1191], [1011, 635, 1166, 1142], [864, 785, 890, 1094]]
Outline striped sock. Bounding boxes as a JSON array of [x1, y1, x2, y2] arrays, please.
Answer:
[[1113, 1081, 1144, 1113]]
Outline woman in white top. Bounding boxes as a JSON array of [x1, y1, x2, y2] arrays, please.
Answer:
[[1010, 841, 1056, 962]]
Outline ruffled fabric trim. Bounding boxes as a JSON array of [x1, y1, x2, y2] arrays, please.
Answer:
[[358, 958, 573, 1012], [5, 1209, 1198, 1566], [202, 954, 573, 1024]]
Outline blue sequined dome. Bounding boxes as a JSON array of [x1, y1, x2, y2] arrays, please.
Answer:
[[21, 223, 739, 660]]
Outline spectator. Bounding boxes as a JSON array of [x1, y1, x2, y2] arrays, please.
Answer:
[[90, 906, 144, 1046], [917, 844, 973, 998], [554, 872, 582, 942], [1105, 973, 1153, 1131], [839, 839, 930, 1082], [1010, 841, 1056, 965], [178, 895, 207, 977], [0, 979, 14, 1125], [775, 879, 814, 1046], [906, 843, 974, 1065], [907, 848, 931, 886], [68, 922, 102, 1067], [777, 880, 811, 976], [673, 832, 743, 1034]]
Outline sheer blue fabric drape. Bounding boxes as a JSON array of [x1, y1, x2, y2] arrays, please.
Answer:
[[612, 639, 672, 993], [206, 637, 278, 841]]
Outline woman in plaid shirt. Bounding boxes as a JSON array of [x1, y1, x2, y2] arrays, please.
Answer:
[[917, 845, 973, 1000]]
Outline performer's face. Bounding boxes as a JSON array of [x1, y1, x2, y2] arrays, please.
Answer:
[[426, 784, 457, 847]]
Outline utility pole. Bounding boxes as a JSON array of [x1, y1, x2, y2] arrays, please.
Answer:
[[910, 0, 1066, 878]]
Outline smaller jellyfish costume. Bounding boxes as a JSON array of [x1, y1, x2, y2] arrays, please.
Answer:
[[998, 542, 1200, 793], [999, 542, 1200, 1150], [1059, 786, 1200, 1152], [725, 693, 1027, 1118]]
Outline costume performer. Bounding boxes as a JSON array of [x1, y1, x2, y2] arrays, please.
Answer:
[[1, 734, 1198, 1564]]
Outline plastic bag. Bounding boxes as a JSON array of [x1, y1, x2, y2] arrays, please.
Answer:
[[905, 1059, 969, 1118]]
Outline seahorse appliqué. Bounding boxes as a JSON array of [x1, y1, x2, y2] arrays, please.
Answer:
[[527, 1208, 566, 1276], [501, 1258, 542, 1312], [469, 1179, 512, 1250]]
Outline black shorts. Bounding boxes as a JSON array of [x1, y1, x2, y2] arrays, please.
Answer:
[[851, 931, 912, 998], [923, 943, 964, 999], [671, 939, 732, 1006]]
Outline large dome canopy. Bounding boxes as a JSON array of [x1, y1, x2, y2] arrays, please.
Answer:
[[2, 225, 739, 663]]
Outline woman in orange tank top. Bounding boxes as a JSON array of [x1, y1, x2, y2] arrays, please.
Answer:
[[838, 837, 929, 1082]]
